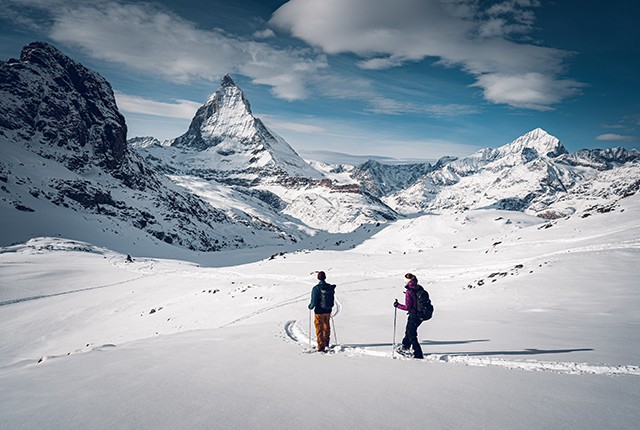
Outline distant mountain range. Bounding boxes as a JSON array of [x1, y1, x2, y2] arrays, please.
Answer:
[[1, 42, 638, 254], [383, 128, 639, 218]]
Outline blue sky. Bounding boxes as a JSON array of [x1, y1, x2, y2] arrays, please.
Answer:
[[2, 0, 639, 164]]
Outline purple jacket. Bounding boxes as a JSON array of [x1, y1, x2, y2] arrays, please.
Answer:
[[397, 279, 420, 313]]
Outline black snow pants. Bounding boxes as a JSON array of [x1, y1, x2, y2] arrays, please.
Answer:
[[402, 314, 424, 358]]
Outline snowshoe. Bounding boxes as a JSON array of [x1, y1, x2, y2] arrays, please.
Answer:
[[395, 347, 413, 358]]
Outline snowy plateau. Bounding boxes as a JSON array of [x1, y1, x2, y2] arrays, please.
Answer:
[[1, 42, 640, 430]]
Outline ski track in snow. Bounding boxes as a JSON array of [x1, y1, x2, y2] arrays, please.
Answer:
[[283, 319, 640, 376], [0, 275, 151, 307], [220, 293, 309, 328]]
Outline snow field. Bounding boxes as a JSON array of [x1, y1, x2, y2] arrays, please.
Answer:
[[1, 194, 640, 429]]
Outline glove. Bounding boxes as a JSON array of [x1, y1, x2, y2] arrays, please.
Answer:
[[393, 299, 399, 308]]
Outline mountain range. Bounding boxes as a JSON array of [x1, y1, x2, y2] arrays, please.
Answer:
[[1, 42, 639, 255]]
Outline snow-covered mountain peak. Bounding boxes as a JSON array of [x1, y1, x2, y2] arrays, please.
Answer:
[[204, 74, 252, 117], [173, 74, 256, 149], [503, 128, 567, 159], [453, 128, 567, 172], [168, 75, 322, 179]]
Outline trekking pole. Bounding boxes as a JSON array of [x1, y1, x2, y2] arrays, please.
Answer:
[[309, 309, 313, 349], [392, 304, 398, 358], [331, 295, 338, 346], [331, 315, 338, 346]]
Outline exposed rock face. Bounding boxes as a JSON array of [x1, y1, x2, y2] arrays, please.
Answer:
[[0, 42, 142, 185]]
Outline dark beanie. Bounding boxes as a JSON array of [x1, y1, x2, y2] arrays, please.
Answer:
[[317, 271, 326, 280]]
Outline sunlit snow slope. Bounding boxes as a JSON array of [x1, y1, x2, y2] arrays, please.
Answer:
[[1, 194, 639, 430]]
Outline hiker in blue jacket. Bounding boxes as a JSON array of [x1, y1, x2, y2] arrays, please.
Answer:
[[394, 273, 424, 359], [308, 271, 335, 352]]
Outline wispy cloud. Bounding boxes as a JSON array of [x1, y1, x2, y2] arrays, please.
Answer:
[[299, 149, 433, 165], [4, 0, 327, 101], [366, 97, 479, 116], [270, 0, 584, 110], [114, 93, 201, 119], [479, 0, 541, 38], [258, 114, 327, 133], [595, 133, 637, 142]]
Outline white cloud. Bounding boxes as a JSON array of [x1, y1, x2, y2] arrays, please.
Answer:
[[472, 72, 585, 110], [253, 28, 275, 39], [270, 0, 583, 110], [596, 134, 637, 142], [5, 0, 326, 101], [114, 93, 201, 119]]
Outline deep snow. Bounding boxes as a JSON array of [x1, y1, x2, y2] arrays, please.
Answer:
[[1, 194, 639, 429]]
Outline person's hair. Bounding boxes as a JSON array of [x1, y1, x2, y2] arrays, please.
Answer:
[[405, 273, 416, 281], [317, 271, 326, 280]]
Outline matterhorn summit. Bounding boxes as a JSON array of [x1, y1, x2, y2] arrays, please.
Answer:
[[170, 74, 321, 181], [172, 75, 257, 149]]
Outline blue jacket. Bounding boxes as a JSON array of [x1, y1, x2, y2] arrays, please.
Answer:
[[308, 280, 335, 314]]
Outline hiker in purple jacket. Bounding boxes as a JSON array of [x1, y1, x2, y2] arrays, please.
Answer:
[[394, 273, 424, 359]]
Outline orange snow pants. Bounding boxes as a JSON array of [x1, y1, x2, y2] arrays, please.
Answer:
[[314, 313, 331, 352]]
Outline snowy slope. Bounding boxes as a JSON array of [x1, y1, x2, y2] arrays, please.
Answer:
[[1, 193, 639, 429]]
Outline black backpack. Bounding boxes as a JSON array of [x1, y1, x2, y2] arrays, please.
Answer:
[[319, 283, 335, 309], [415, 286, 433, 321]]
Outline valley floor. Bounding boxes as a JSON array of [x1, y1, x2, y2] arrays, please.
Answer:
[[1, 195, 640, 429]]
